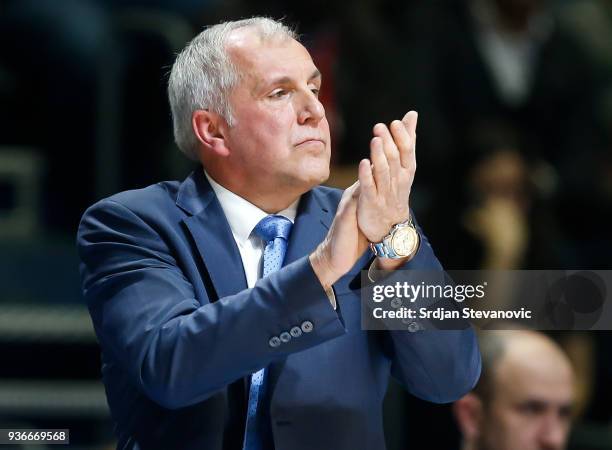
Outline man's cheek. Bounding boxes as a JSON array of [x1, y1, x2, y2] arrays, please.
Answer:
[[321, 118, 331, 135]]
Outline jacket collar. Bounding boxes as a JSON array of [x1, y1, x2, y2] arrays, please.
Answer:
[[176, 167, 216, 216]]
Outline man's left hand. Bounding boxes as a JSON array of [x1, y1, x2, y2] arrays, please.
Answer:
[[357, 111, 417, 243]]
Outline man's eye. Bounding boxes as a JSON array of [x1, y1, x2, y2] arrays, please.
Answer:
[[518, 402, 546, 415], [270, 90, 288, 98], [311, 88, 320, 97]]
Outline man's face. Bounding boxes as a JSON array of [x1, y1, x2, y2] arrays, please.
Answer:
[[478, 354, 574, 450], [221, 30, 331, 200]]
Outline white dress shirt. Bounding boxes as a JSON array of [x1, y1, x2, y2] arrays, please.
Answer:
[[205, 172, 336, 309]]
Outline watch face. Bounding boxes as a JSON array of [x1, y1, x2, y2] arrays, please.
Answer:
[[391, 226, 419, 257]]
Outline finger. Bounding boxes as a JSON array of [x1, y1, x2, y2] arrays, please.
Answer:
[[338, 180, 359, 210], [358, 158, 376, 199], [389, 119, 413, 171], [349, 179, 361, 200], [401, 110, 418, 138], [399, 111, 417, 170], [346, 179, 360, 195], [370, 137, 389, 195], [373, 123, 400, 181]]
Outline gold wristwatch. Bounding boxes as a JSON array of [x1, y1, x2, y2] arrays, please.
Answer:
[[369, 216, 420, 259]]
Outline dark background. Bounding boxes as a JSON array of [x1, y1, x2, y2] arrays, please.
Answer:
[[1, 0, 611, 448]]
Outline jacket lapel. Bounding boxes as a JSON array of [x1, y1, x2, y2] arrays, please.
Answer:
[[177, 169, 248, 300], [283, 189, 334, 267]]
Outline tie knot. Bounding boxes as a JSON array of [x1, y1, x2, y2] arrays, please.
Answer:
[[254, 215, 293, 243]]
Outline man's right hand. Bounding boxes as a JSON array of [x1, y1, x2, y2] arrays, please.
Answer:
[[309, 181, 369, 290]]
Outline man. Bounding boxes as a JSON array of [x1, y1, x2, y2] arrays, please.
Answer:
[[78, 17, 481, 450], [453, 331, 574, 450]]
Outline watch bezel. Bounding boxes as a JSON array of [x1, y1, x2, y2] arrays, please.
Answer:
[[390, 224, 420, 257]]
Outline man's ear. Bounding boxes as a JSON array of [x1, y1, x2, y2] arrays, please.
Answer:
[[453, 393, 484, 441], [192, 110, 230, 157]]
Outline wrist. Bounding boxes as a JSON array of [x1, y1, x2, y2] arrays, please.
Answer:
[[375, 256, 410, 271], [365, 213, 411, 243], [309, 243, 341, 291]]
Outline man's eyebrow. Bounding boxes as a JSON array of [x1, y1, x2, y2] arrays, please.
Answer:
[[260, 69, 322, 90]]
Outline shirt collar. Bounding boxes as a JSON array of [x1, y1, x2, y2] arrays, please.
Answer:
[[204, 172, 299, 245]]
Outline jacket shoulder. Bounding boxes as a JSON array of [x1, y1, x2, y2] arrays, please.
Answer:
[[85, 181, 181, 217], [105, 181, 180, 213]]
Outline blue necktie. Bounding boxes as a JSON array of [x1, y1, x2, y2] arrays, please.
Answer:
[[243, 215, 293, 450]]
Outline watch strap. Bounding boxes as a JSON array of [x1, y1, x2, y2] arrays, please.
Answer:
[[369, 216, 417, 259], [370, 240, 402, 258]]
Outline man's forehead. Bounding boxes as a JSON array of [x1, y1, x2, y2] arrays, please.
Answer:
[[500, 378, 573, 404], [225, 28, 316, 79], [493, 354, 574, 405]]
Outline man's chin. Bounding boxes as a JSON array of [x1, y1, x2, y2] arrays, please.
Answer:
[[288, 169, 329, 196], [309, 167, 331, 188], [317, 165, 330, 184]]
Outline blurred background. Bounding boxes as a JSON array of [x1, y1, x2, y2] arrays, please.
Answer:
[[0, 0, 611, 448]]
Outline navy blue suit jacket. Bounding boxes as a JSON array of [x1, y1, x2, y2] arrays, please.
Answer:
[[77, 169, 481, 450]]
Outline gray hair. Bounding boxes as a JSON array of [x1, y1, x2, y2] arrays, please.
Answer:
[[168, 17, 298, 161]]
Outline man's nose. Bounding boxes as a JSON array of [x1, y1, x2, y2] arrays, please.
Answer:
[[538, 420, 567, 450], [297, 90, 325, 125]]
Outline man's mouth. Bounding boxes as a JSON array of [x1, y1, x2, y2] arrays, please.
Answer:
[[295, 138, 325, 147]]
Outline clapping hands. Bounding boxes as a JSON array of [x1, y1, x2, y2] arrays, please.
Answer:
[[310, 111, 418, 288]]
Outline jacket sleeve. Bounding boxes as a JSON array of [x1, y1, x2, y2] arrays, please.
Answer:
[[77, 199, 346, 410], [381, 219, 482, 403]]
